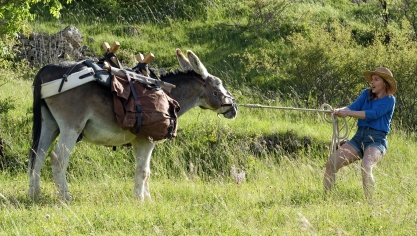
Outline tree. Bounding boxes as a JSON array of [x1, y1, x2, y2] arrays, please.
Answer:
[[400, 0, 417, 39], [0, 0, 72, 36]]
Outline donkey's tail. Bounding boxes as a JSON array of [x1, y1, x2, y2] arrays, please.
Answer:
[[29, 66, 46, 172]]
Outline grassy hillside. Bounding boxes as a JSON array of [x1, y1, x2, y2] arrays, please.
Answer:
[[22, 0, 417, 129], [2, 0, 417, 234], [1, 73, 417, 234]]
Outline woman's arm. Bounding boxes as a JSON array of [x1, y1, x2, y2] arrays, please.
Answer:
[[334, 107, 366, 119]]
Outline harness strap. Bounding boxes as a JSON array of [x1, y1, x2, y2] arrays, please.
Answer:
[[83, 60, 107, 73], [104, 52, 121, 68], [111, 58, 143, 134], [133, 62, 149, 76], [162, 92, 175, 139], [79, 71, 95, 79], [126, 73, 142, 134], [58, 60, 86, 92], [192, 74, 235, 107]]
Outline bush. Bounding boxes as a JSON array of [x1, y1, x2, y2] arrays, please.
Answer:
[[283, 20, 417, 129], [228, 18, 417, 130]]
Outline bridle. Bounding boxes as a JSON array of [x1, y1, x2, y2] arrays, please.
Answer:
[[192, 74, 236, 110]]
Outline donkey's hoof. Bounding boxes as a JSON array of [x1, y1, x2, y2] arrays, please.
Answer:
[[134, 193, 152, 202], [134, 194, 145, 202], [64, 194, 72, 202], [133, 190, 145, 202], [144, 193, 152, 202], [57, 191, 73, 202], [28, 187, 40, 200]]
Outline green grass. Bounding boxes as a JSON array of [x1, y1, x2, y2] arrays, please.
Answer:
[[2, 0, 417, 234], [2, 140, 417, 235], [1, 78, 417, 234]]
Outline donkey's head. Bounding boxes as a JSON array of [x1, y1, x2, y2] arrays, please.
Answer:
[[176, 49, 237, 119]]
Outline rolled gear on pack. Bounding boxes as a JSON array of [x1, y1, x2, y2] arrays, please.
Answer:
[[83, 59, 112, 87]]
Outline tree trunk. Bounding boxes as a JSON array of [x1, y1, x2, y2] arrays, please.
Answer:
[[0, 134, 4, 170], [0, 135, 3, 157]]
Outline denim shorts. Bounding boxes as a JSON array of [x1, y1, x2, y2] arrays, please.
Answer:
[[346, 126, 388, 159]]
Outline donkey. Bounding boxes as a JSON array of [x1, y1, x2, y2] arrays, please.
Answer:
[[29, 49, 237, 201]]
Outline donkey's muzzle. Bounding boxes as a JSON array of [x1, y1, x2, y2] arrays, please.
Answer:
[[222, 101, 238, 119]]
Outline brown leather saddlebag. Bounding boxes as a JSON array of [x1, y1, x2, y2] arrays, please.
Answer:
[[111, 75, 180, 141]]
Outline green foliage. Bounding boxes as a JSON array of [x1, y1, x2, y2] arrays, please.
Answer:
[[33, 0, 209, 24], [1, 0, 417, 172], [397, 0, 417, 39], [3, 1, 417, 232], [284, 22, 366, 106], [4, 0, 417, 169], [2, 4, 417, 234], [0, 96, 15, 114], [0, 35, 15, 62], [0, 0, 72, 36], [281, 19, 417, 129], [245, 0, 291, 36]]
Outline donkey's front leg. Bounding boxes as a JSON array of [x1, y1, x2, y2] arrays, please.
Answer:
[[132, 138, 155, 201], [50, 130, 78, 201]]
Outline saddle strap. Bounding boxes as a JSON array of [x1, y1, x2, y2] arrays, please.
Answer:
[[104, 52, 121, 68], [126, 73, 142, 134], [58, 60, 86, 92]]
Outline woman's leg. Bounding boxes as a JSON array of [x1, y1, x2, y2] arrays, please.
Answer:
[[361, 146, 384, 202], [324, 143, 360, 193]]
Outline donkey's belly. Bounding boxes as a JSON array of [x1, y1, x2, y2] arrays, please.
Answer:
[[81, 122, 136, 146], [46, 81, 137, 146]]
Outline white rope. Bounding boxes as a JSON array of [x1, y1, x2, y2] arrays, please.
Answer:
[[319, 104, 349, 160], [238, 103, 349, 159]]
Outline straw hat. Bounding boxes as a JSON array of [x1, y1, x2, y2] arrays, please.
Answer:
[[363, 67, 397, 95]]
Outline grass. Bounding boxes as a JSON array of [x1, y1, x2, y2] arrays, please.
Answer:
[[1, 77, 417, 234], [2, 1, 417, 234], [2, 143, 417, 235]]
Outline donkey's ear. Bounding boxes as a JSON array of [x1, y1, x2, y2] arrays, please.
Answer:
[[187, 50, 209, 79], [176, 48, 193, 71]]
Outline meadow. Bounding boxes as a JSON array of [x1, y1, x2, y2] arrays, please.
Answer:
[[2, 72, 417, 235], [2, 0, 417, 235]]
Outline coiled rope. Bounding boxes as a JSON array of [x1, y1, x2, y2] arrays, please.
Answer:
[[238, 103, 349, 158]]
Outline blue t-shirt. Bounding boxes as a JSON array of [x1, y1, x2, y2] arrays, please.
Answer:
[[348, 89, 395, 133]]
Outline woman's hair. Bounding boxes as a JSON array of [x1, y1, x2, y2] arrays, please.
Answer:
[[368, 79, 391, 100]]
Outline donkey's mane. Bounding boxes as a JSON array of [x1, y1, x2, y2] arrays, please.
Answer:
[[159, 69, 201, 84]]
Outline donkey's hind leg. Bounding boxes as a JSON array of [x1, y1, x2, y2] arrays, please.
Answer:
[[50, 129, 80, 201], [29, 106, 59, 199]]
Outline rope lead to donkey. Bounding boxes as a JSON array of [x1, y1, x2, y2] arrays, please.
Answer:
[[238, 103, 349, 170]]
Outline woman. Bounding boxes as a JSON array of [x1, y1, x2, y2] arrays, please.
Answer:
[[323, 67, 396, 202]]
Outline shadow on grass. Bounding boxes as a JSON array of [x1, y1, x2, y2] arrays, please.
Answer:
[[323, 187, 364, 204], [1, 190, 70, 209]]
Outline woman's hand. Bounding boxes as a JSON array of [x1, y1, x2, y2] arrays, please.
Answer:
[[333, 108, 349, 118]]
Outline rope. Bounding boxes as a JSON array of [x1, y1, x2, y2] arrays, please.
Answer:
[[238, 103, 349, 159], [319, 104, 349, 161]]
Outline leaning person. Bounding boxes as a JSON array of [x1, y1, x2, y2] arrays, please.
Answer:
[[323, 67, 396, 202]]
